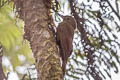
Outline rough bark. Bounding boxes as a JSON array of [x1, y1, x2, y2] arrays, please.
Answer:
[[13, 0, 63, 80]]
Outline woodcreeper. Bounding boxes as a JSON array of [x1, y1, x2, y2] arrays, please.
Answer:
[[56, 15, 76, 75]]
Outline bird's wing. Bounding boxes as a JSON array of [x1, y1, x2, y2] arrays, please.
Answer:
[[60, 24, 74, 58]]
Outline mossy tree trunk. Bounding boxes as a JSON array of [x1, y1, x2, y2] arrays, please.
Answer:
[[13, 0, 63, 80]]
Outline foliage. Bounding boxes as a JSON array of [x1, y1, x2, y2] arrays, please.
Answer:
[[53, 0, 120, 80], [0, 1, 34, 74], [1, 0, 120, 80]]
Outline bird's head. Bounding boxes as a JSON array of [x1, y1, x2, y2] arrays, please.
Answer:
[[62, 16, 77, 29], [57, 13, 77, 29]]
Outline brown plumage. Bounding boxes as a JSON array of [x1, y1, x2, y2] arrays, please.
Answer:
[[56, 16, 76, 75]]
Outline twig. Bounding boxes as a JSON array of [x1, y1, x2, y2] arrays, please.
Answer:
[[21, 74, 27, 80], [106, 0, 120, 20]]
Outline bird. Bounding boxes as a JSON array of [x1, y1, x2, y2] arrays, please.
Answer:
[[56, 15, 76, 75]]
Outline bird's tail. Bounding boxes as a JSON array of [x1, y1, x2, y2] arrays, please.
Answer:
[[62, 60, 67, 76]]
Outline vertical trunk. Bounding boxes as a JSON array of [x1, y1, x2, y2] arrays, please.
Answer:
[[13, 0, 63, 80]]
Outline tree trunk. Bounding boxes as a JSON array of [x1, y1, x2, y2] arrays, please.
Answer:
[[13, 0, 63, 80]]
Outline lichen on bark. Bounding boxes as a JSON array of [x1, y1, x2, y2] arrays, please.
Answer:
[[13, 0, 63, 80]]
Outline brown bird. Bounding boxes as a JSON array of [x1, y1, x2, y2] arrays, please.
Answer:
[[56, 16, 76, 75]]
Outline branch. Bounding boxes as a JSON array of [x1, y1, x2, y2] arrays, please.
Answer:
[[106, 0, 120, 20]]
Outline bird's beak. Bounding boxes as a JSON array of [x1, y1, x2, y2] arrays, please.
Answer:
[[57, 13, 64, 18]]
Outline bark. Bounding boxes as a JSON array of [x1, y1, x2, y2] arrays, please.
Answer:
[[13, 0, 63, 80]]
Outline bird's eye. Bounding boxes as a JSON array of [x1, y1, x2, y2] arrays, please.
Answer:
[[66, 17, 70, 20]]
